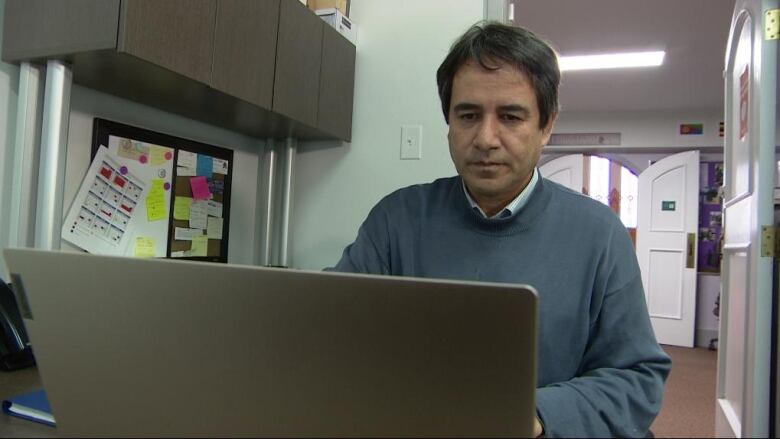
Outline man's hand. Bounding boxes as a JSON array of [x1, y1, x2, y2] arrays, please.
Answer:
[[533, 415, 543, 437]]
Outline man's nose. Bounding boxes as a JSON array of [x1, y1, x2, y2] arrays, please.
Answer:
[[474, 116, 501, 150]]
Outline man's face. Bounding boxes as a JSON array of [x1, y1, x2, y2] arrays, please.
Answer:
[[447, 60, 556, 213]]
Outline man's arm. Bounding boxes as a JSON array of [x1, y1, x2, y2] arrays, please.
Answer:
[[535, 273, 671, 437], [329, 203, 390, 274]]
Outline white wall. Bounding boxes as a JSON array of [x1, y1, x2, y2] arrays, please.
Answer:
[[696, 273, 720, 347], [553, 109, 726, 149], [0, 0, 20, 280], [62, 86, 262, 265], [555, 108, 780, 147], [292, 0, 484, 270]]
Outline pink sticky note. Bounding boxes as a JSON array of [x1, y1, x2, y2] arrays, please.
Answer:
[[190, 176, 212, 200]]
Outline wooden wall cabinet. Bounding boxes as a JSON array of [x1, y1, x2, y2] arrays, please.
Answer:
[[118, 0, 217, 85], [273, 0, 323, 128], [1, 0, 119, 60], [1, 0, 355, 142], [318, 24, 356, 142], [212, 0, 280, 110]]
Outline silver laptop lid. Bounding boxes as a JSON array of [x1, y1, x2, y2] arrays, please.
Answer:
[[4, 249, 537, 437]]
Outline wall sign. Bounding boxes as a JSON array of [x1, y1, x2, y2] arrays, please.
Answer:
[[547, 132, 621, 146], [661, 201, 677, 211], [679, 123, 703, 135]]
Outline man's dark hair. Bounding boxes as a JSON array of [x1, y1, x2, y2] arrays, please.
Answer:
[[436, 21, 560, 129]]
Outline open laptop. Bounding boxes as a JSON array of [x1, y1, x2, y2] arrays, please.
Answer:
[[3, 249, 537, 437]]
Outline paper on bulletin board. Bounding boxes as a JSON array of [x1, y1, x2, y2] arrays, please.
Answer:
[[173, 196, 192, 220], [63, 137, 175, 257], [134, 236, 156, 258], [145, 179, 167, 222], [62, 145, 146, 255], [109, 136, 175, 257]]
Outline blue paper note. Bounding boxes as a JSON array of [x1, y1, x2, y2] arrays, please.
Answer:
[[208, 179, 224, 195], [196, 154, 213, 178]]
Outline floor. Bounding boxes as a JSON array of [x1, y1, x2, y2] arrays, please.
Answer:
[[0, 345, 721, 437], [651, 345, 718, 438]]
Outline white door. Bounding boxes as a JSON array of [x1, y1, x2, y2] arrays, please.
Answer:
[[539, 154, 584, 192], [716, 1, 777, 437], [636, 151, 700, 347]]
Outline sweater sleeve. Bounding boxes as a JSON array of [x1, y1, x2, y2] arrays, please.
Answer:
[[329, 202, 391, 274], [535, 231, 672, 437]]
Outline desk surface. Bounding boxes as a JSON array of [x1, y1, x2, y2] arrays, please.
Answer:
[[0, 367, 58, 438]]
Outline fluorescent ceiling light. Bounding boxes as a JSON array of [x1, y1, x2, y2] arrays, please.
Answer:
[[559, 51, 666, 72]]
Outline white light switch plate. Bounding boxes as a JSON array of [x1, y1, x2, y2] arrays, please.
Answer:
[[400, 125, 422, 160]]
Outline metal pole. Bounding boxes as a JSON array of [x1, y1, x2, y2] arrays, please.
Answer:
[[256, 139, 277, 266], [34, 60, 72, 250], [8, 62, 43, 249], [277, 137, 296, 268], [484, 0, 510, 21]]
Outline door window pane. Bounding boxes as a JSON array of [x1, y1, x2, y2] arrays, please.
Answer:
[[589, 156, 610, 206], [620, 167, 638, 228]]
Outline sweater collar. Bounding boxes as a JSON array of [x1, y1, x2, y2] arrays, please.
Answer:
[[462, 168, 540, 219], [453, 173, 553, 235]]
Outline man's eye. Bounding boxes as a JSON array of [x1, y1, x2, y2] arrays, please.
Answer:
[[501, 114, 522, 121], [459, 113, 477, 121]]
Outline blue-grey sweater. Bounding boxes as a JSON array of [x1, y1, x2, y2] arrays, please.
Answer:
[[332, 175, 671, 437]]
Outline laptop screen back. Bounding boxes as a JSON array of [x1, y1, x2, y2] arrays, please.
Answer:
[[4, 249, 537, 437]]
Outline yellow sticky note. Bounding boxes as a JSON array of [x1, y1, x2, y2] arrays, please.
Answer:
[[150, 178, 165, 193], [134, 236, 156, 258], [173, 196, 192, 220], [150, 145, 172, 166], [146, 181, 167, 222], [146, 196, 166, 221], [191, 235, 208, 257]]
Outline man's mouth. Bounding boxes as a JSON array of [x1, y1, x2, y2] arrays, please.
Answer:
[[470, 161, 504, 168]]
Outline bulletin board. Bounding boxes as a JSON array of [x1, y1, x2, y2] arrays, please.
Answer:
[[74, 118, 234, 263]]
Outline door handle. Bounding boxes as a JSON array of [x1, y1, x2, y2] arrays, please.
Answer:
[[686, 233, 696, 269]]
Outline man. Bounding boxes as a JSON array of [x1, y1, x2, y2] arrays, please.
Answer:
[[332, 22, 671, 438]]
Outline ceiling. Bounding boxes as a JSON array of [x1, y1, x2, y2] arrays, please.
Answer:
[[509, 0, 738, 113]]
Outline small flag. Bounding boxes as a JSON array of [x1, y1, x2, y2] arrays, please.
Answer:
[[680, 123, 703, 135]]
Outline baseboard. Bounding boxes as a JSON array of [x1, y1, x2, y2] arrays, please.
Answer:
[[695, 328, 718, 349]]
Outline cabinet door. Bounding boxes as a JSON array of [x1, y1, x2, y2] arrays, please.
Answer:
[[272, 0, 323, 127], [317, 26, 355, 141], [118, 0, 217, 84], [212, 0, 280, 110], [2, 0, 119, 62]]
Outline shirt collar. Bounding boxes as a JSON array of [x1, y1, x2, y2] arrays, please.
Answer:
[[462, 168, 539, 219]]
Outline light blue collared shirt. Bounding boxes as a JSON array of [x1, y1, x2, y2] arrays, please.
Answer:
[[463, 168, 539, 219]]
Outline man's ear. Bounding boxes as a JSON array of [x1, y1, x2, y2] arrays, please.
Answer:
[[541, 111, 558, 146]]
